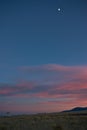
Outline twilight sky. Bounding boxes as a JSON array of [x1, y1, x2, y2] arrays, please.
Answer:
[[0, 0, 87, 114]]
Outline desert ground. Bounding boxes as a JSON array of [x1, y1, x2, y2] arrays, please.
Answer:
[[0, 111, 87, 130]]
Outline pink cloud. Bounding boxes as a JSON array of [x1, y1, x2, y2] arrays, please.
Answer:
[[0, 89, 13, 95], [0, 81, 35, 96], [1, 64, 87, 113], [19, 64, 87, 72], [1, 97, 87, 113]]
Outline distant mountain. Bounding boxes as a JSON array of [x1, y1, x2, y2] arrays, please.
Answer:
[[63, 107, 87, 113]]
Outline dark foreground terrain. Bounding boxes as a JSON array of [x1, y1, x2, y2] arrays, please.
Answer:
[[0, 111, 87, 130]]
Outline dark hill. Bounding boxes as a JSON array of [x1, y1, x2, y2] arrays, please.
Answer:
[[63, 107, 87, 112]]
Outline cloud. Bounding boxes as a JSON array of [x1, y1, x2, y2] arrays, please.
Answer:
[[0, 78, 87, 99], [1, 64, 87, 97], [1, 64, 87, 112], [19, 64, 87, 72], [0, 81, 35, 96]]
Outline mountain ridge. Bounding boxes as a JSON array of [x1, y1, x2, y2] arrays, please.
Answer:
[[62, 107, 87, 113]]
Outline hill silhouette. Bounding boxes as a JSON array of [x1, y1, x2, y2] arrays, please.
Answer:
[[63, 107, 87, 112]]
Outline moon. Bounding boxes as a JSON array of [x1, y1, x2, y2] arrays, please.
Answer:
[[58, 8, 61, 11]]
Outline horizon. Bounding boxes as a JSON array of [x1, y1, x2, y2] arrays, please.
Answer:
[[1, 106, 87, 116], [0, 0, 87, 114]]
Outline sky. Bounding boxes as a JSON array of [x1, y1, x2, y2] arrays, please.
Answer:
[[0, 0, 87, 114]]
